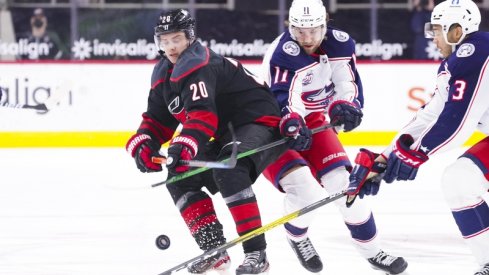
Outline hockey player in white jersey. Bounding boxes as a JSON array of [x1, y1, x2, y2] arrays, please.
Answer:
[[347, 1, 489, 274], [261, 0, 408, 274]]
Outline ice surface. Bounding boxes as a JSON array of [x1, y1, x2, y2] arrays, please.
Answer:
[[0, 147, 485, 275]]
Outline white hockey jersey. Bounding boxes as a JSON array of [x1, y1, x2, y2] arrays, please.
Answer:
[[384, 31, 489, 157], [261, 27, 363, 117]]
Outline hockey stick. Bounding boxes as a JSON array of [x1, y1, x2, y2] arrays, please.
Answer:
[[0, 80, 72, 112], [157, 190, 346, 275], [151, 124, 332, 188], [0, 101, 49, 111], [151, 123, 238, 169]]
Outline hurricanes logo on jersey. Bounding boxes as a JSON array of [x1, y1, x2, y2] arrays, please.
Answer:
[[168, 96, 183, 114]]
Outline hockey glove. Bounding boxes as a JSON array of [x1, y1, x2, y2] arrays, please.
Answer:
[[383, 134, 429, 183], [126, 133, 163, 173], [279, 112, 312, 151], [346, 149, 387, 207], [166, 135, 198, 174], [328, 100, 363, 132]]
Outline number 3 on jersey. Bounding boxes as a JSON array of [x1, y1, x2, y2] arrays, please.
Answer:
[[190, 81, 208, 101], [452, 80, 467, 101]]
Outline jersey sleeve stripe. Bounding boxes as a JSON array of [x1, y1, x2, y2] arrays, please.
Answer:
[[151, 78, 166, 89], [138, 114, 175, 143], [183, 110, 218, 137], [328, 57, 351, 61]]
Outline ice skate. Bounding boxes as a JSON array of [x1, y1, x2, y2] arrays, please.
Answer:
[[235, 250, 270, 275], [475, 263, 489, 275], [367, 250, 408, 275], [287, 237, 323, 273], [187, 250, 231, 274]]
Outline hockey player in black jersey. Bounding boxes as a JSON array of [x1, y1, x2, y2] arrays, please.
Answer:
[[126, 9, 286, 275]]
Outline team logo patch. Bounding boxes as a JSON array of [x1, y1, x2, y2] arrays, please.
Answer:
[[283, 41, 300, 56], [320, 56, 328, 64], [332, 30, 349, 42], [456, 43, 475, 57], [168, 96, 183, 114], [302, 71, 314, 86]]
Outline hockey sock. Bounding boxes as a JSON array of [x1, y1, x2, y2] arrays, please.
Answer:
[[179, 193, 226, 251], [225, 186, 265, 253]]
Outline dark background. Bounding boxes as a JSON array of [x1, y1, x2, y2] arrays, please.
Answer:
[[7, 1, 489, 60]]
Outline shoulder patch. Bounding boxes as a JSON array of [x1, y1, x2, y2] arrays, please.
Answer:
[[332, 30, 349, 42], [282, 41, 300, 56], [456, 43, 475, 58]]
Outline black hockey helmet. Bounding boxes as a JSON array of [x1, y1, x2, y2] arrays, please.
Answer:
[[154, 9, 196, 57], [154, 9, 195, 41]]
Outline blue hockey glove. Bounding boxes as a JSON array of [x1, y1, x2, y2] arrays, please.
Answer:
[[346, 149, 387, 207], [279, 112, 312, 151], [383, 134, 429, 183], [328, 100, 363, 132]]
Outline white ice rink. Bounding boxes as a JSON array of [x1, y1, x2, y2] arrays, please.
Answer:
[[0, 146, 486, 275]]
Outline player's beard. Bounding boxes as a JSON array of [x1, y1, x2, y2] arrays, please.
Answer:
[[301, 42, 320, 55]]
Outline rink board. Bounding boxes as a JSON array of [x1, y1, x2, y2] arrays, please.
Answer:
[[0, 61, 485, 147]]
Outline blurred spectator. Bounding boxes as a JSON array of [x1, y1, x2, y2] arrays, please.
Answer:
[[411, 0, 434, 59], [18, 8, 67, 60]]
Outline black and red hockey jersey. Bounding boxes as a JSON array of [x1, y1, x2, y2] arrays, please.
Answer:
[[136, 41, 281, 146]]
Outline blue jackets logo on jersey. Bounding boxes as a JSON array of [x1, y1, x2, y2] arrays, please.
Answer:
[[332, 30, 349, 42], [282, 41, 300, 56], [456, 43, 475, 57], [301, 84, 334, 105]]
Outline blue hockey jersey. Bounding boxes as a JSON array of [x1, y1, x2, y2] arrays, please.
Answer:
[[384, 31, 489, 156], [261, 27, 363, 117]]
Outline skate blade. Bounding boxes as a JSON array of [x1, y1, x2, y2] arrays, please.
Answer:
[[235, 266, 270, 275], [372, 268, 410, 275], [214, 269, 232, 275]]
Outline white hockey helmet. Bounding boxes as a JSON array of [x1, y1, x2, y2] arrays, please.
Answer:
[[288, 0, 327, 28], [425, 0, 481, 45]]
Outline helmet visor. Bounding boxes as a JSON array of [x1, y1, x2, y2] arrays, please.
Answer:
[[424, 22, 436, 39], [154, 31, 188, 52]]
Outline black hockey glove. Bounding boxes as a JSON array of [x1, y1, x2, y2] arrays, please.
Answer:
[[126, 133, 163, 173], [279, 112, 312, 151], [328, 100, 363, 132]]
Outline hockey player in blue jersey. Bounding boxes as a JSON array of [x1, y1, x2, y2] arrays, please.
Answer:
[[347, 1, 489, 274], [261, 0, 408, 274]]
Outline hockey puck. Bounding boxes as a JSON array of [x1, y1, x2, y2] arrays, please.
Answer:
[[156, 234, 171, 250]]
